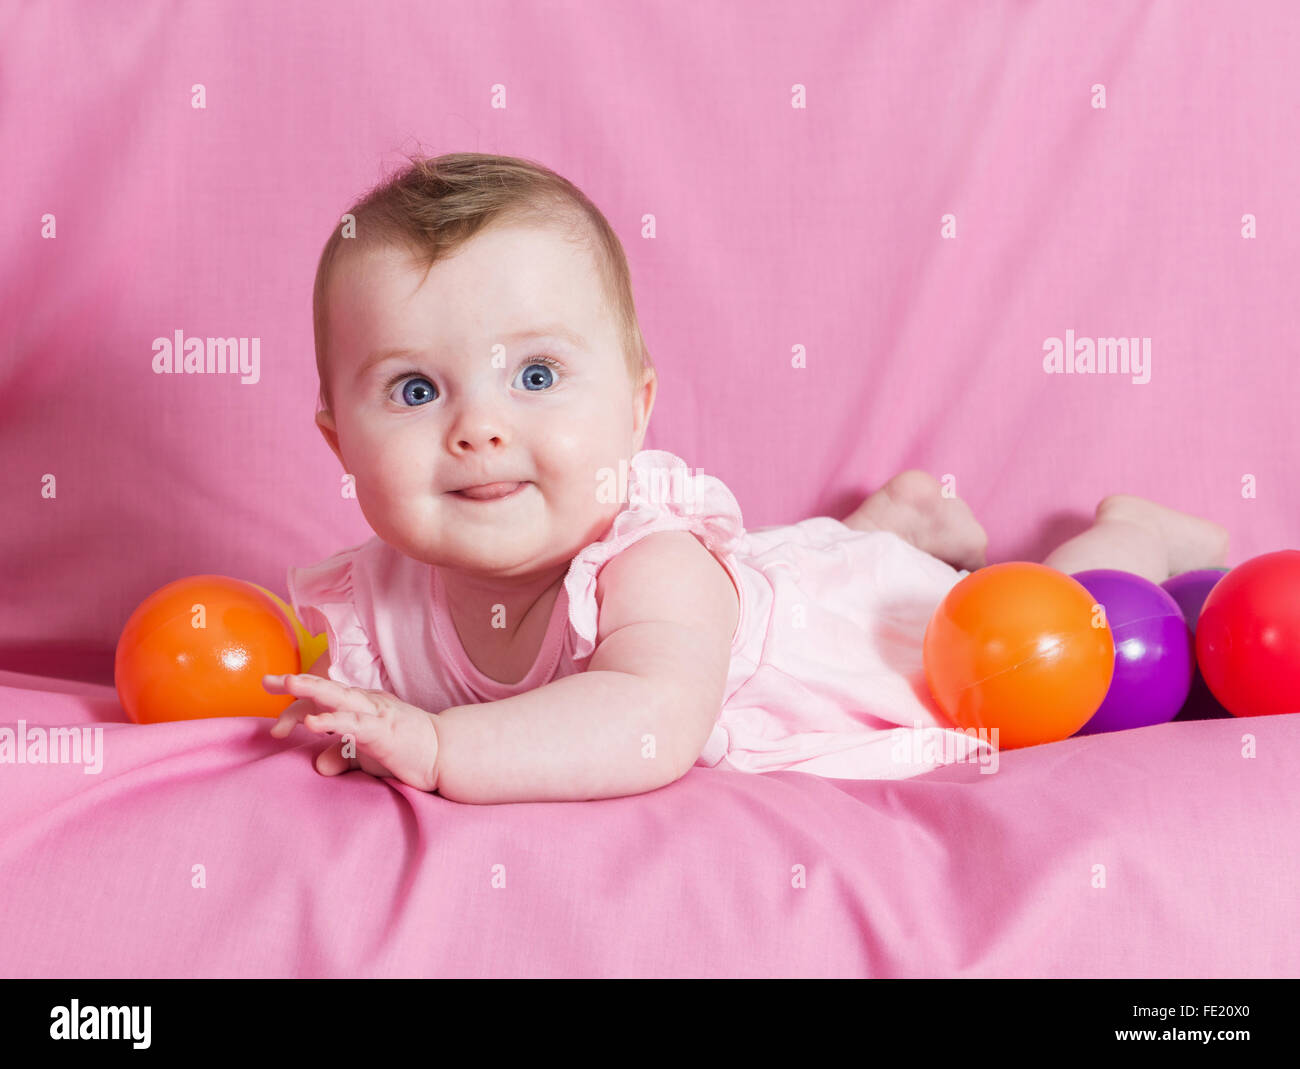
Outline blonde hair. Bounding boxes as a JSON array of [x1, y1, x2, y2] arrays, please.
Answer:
[[311, 152, 652, 413]]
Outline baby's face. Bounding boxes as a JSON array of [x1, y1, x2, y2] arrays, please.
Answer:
[[317, 221, 655, 579]]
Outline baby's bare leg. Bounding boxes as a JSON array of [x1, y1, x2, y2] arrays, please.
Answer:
[[1042, 495, 1230, 584]]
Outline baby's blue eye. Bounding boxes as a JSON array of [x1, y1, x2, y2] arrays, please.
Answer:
[[514, 361, 556, 391], [390, 376, 436, 406], [384, 356, 561, 406]]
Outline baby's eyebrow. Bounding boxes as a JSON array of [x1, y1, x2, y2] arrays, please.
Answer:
[[357, 326, 588, 381], [504, 325, 589, 350], [356, 348, 418, 381]]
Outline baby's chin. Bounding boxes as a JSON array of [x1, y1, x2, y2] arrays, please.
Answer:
[[398, 531, 546, 574]]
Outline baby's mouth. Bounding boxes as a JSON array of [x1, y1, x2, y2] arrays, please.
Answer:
[[450, 481, 527, 501]]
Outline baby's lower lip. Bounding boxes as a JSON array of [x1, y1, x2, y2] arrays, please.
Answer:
[[451, 482, 527, 501]]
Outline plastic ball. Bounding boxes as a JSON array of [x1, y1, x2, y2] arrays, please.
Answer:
[[1162, 569, 1232, 721], [1196, 550, 1300, 718], [1070, 570, 1195, 735], [923, 562, 1116, 749], [248, 582, 329, 671], [115, 575, 301, 723]]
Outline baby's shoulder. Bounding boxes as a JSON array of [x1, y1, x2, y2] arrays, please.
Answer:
[[595, 529, 702, 595], [595, 529, 739, 643]]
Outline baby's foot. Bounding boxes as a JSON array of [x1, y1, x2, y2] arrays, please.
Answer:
[[1094, 494, 1230, 576], [844, 470, 989, 571]]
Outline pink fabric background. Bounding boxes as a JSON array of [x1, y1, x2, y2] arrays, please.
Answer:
[[2, 1, 1298, 979], [3, 668, 1297, 978], [2, 0, 1296, 677]]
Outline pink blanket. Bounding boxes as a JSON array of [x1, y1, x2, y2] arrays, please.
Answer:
[[3, 0, 1298, 981], [3, 668, 1295, 978]]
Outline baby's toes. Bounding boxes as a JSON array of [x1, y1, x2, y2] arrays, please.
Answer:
[[958, 521, 990, 569], [882, 470, 945, 512], [936, 503, 988, 569]]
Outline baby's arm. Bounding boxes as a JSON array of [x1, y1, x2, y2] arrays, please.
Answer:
[[433, 530, 739, 804]]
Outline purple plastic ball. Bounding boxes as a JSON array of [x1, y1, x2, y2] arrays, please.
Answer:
[[1070, 569, 1195, 735], [1162, 568, 1232, 721]]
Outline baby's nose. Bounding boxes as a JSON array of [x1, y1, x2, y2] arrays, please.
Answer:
[[447, 409, 509, 449]]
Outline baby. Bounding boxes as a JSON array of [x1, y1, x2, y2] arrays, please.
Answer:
[[264, 152, 1230, 803]]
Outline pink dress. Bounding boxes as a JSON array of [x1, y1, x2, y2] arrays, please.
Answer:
[[287, 449, 994, 781]]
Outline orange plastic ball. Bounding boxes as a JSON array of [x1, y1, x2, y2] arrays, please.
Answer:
[[248, 582, 329, 672], [115, 576, 301, 723], [923, 562, 1116, 749]]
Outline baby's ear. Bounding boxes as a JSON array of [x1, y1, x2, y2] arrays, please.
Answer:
[[632, 367, 657, 448], [315, 409, 344, 466]]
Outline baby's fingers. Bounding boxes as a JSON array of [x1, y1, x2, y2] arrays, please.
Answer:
[[314, 736, 356, 776], [312, 734, 392, 778], [269, 696, 315, 738], [304, 707, 361, 737], [264, 673, 376, 717]]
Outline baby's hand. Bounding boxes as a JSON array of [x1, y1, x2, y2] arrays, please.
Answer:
[[262, 674, 440, 792]]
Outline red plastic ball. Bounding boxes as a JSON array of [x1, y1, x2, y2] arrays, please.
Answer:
[[1195, 550, 1300, 718], [115, 575, 300, 723]]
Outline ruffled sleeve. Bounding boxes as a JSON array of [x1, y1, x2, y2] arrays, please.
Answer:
[[286, 542, 387, 692], [563, 449, 748, 661]]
